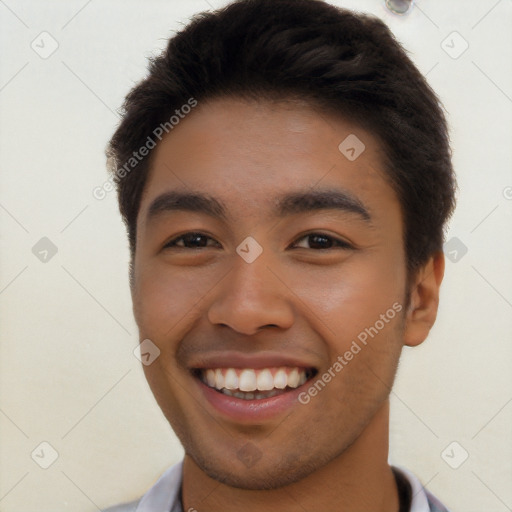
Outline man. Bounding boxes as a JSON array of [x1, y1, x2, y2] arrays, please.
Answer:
[[103, 0, 456, 510]]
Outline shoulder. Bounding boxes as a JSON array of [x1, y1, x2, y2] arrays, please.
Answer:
[[100, 460, 184, 512], [101, 498, 141, 512]]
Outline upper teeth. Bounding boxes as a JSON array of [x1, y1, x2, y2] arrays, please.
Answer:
[[201, 367, 308, 392]]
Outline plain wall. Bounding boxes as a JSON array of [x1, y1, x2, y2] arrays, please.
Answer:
[[0, 1, 511, 511]]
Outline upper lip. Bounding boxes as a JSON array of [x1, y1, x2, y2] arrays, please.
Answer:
[[188, 350, 317, 370]]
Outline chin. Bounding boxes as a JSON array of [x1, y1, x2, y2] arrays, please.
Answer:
[[188, 448, 331, 491]]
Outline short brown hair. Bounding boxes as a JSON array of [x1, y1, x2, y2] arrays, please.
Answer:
[[106, 0, 456, 276]]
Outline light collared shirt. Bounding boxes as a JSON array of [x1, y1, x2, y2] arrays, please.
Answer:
[[102, 460, 450, 512]]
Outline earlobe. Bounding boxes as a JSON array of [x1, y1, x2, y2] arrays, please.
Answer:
[[403, 251, 445, 347]]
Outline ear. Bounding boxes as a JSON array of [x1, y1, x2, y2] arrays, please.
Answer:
[[403, 251, 445, 347]]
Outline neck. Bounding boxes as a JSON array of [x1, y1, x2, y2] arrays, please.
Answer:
[[182, 400, 399, 512]]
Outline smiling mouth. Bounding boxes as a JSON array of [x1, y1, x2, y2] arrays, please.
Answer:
[[194, 366, 317, 400]]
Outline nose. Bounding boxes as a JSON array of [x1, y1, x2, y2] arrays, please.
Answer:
[[207, 252, 295, 335]]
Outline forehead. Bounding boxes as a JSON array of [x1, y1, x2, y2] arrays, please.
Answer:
[[139, 98, 398, 223]]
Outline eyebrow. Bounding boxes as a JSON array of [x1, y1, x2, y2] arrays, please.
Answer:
[[276, 189, 371, 221], [147, 191, 227, 221], [146, 189, 371, 223]]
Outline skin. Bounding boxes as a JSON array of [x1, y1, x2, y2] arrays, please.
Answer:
[[131, 98, 445, 512]]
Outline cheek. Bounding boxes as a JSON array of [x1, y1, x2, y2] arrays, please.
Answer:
[[289, 254, 406, 348], [132, 261, 212, 340]]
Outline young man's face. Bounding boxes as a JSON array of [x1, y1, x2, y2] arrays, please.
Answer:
[[131, 98, 411, 489]]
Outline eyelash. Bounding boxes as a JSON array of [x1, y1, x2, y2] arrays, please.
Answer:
[[163, 232, 353, 251]]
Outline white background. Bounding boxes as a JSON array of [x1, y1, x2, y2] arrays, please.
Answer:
[[0, 1, 511, 511]]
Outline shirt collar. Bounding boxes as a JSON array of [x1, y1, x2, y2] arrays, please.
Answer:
[[393, 465, 435, 512], [136, 460, 183, 512]]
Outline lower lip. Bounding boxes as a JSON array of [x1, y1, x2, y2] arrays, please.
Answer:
[[195, 377, 308, 423]]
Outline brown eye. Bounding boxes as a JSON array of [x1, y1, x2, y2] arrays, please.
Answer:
[[164, 232, 221, 249], [292, 233, 353, 250]]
